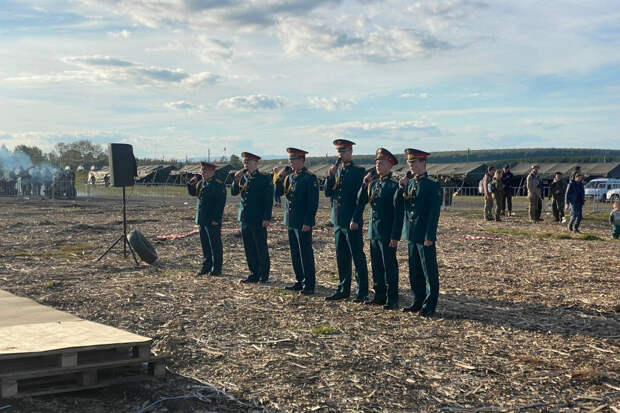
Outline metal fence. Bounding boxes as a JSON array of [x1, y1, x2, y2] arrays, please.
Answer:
[[442, 187, 612, 213], [1, 180, 613, 213]]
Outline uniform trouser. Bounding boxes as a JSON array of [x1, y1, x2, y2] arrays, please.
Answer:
[[569, 204, 583, 230], [369, 239, 399, 305], [199, 223, 223, 273], [552, 196, 565, 221], [528, 196, 542, 221], [334, 227, 368, 298], [502, 192, 512, 214], [407, 242, 440, 313], [288, 228, 316, 289], [493, 194, 504, 220], [241, 223, 270, 281], [484, 196, 493, 220], [612, 224, 620, 239]]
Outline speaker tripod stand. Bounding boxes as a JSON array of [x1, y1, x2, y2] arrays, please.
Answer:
[[96, 186, 139, 266]]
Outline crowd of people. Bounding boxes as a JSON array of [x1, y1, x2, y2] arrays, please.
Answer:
[[186, 145, 619, 317], [479, 163, 618, 236], [187, 142, 442, 316]]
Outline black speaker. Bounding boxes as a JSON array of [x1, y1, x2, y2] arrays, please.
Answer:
[[108, 143, 137, 187]]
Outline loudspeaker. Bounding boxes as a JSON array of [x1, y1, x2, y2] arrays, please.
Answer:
[[108, 143, 137, 187]]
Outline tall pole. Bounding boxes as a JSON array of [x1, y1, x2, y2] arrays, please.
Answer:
[[123, 186, 127, 257]]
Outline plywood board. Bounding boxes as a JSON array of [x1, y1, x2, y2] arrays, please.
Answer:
[[0, 290, 151, 359]]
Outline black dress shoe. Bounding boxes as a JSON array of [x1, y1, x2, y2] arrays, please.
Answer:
[[240, 277, 259, 284], [419, 308, 436, 318], [383, 303, 398, 310], [353, 296, 368, 303], [365, 297, 386, 305], [258, 279, 269, 284], [196, 268, 210, 276], [402, 303, 423, 313], [285, 283, 303, 291], [325, 293, 349, 301], [300, 288, 314, 295], [209, 271, 222, 276]]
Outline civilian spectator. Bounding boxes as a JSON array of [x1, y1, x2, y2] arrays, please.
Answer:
[[501, 164, 514, 216], [526, 165, 543, 222], [565, 173, 585, 233]]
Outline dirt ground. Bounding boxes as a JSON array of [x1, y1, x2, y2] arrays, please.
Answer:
[[0, 195, 618, 413]]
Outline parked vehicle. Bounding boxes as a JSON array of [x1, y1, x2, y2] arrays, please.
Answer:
[[607, 188, 620, 203], [584, 178, 620, 201]]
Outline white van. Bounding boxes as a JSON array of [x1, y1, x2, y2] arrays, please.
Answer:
[[584, 178, 620, 201]]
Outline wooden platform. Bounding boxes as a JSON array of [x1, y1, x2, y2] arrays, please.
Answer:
[[0, 290, 165, 398]]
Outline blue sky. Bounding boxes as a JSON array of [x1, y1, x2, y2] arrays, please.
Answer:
[[1, 0, 619, 159]]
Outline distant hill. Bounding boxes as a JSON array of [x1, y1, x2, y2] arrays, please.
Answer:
[[138, 148, 620, 168], [275, 148, 620, 167]]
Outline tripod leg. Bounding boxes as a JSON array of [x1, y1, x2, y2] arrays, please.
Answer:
[[96, 235, 124, 262], [124, 235, 140, 267]]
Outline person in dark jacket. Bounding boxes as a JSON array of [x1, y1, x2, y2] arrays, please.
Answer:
[[501, 164, 513, 216], [231, 152, 274, 284], [565, 173, 585, 232], [275, 148, 319, 295], [324, 139, 369, 302], [187, 162, 227, 276], [549, 172, 567, 222], [396, 148, 442, 317], [353, 148, 403, 310]]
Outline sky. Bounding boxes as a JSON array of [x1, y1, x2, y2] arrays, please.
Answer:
[[1, 0, 619, 159]]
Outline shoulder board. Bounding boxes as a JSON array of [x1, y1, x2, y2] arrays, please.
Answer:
[[215, 178, 224, 184]]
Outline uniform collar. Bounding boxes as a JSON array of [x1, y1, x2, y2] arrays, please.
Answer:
[[415, 172, 428, 180], [295, 167, 307, 175], [249, 169, 258, 177], [343, 160, 352, 167], [379, 172, 392, 181]]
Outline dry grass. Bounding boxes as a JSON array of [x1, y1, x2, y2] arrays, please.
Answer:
[[0, 197, 619, 412]]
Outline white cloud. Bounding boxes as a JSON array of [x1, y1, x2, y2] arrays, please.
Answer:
[[399, 92, 429, 98], [5, 55, 220, 88], [197, 36, 233, 63], [300, 119, 442, 138], [307, 96, 355, 111], [279, 19, 451, 63], [78, 0, 343, 29], [164, 101, 204, 112], [217, 94, 285, 111], [107, 29, 131, 39]]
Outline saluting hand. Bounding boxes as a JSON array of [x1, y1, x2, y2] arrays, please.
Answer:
[[329, 164, 339, 177], [424, 240, 434, 247], [363, 172, 375, 185], [349, 222, 359, 231], [234, 169, 246, 181], [389, 239, 399, 248], [399, 176, 409, 188]]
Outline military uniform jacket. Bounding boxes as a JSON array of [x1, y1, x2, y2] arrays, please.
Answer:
[[550, 180, 567, 199], [275, 167, 319, 229], [397, 174, 442, 243], [353, 173, 403, 241], [231, 171, 273, 226], [324, 161, 366, 228], [187, 177, 226, 225]]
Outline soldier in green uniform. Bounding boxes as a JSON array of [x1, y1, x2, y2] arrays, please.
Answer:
[[353, 148, 403, 310], [187, 161, 227, 276], [231, 152, 274, 284], [324, 139, 369, 302], [397, 149, 442, 317], [275, 148, 319, 295]]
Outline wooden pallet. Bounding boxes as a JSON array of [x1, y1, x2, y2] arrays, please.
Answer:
[[1, 358, 166, 398], [0, 290, 166, 399]]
